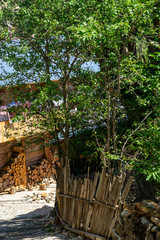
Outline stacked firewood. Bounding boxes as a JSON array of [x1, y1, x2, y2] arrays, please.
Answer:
[[49, 148, 60, 174], [27, 158, 56, 186], [0, 152, 27, 192], [0, 147, 59, 193], [12, 153, 27, 187], [0, 171, 14, 192], [0, 158, 56, 192]]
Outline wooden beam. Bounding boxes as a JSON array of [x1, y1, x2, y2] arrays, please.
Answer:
[[57, 193, 119, 211]]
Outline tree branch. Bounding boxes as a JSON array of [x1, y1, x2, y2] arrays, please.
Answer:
[[121, 111, 152, 158]]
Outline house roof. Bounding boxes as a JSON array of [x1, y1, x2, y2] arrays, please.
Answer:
[[0, 79, 59, 94]]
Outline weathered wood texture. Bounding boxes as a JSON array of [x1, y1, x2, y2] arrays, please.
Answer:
[[57, 165, 133, 239], [0, 117, 42, 143], [0, 142, 13, 169], [0, 147, 58, 192], [26, 149, 45, 166], [0, 148, 27, 192], [27, 158, 56, 186], [22, 136, 45, 166]]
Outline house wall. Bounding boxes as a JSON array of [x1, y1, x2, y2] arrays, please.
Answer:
[[0, 137, 45, 170], [0, 142, 13, 169], [0, 93, 14, 106], [26, 146, 45, 166], [22, 137, 45, 166], [0, 82, 54, 169]]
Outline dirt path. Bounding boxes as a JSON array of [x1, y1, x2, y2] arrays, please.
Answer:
[[0, 183, 70, 240]]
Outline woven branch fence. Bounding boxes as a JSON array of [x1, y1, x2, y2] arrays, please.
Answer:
[[56, 165, 133, 240]]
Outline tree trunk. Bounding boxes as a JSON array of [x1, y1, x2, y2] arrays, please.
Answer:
[[63, 81, 69, 167]]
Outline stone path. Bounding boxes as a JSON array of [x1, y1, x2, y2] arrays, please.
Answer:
[[0, 183, 69, 240]]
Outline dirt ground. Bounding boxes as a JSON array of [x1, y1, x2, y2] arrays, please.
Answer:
[[0, 182, 78, 240]]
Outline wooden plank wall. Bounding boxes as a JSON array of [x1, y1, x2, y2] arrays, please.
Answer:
[[57, 165, 133, 240], [26, 148, 44, 166], [0, 117, 42, 144], [0, 137, 45, 170], [0, 142, 13, 169], [0, 121, 28, 143], [0, 93, 14, 106], [24, 137, 45, 166]]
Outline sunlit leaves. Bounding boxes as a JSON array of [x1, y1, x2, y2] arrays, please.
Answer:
[[0, 0, 159, 178]]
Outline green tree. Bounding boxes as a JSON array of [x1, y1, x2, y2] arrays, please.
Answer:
[[0, 0, 159, 180], [70, 0, 160, 176], [0, 0, 93, 166]]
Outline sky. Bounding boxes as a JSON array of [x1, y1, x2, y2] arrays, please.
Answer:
[[0, 60, 100, 85], [0, 60, 13, 73]]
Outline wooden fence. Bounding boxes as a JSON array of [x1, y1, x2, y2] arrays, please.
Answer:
[[56, 165, 133, 240]]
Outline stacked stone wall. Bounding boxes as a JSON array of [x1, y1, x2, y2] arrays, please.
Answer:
[[112, 200, 160, 240]]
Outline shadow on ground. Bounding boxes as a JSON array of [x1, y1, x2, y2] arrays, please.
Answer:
[[0, 205, 54, 240]]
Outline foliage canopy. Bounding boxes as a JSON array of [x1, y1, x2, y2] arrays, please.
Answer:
[[0, 0, 159, 180]]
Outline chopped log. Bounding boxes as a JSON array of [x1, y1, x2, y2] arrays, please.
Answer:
[[0, 152, 56, 193], [10, 186, 16, 194], [39, 183, 47, 190], [2, 174, 7, 180]]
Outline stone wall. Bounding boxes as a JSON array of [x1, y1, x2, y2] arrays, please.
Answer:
[[112, 200, 160, 240]]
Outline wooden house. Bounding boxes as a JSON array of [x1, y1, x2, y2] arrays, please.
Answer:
[[0, 83, 58, 192]]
